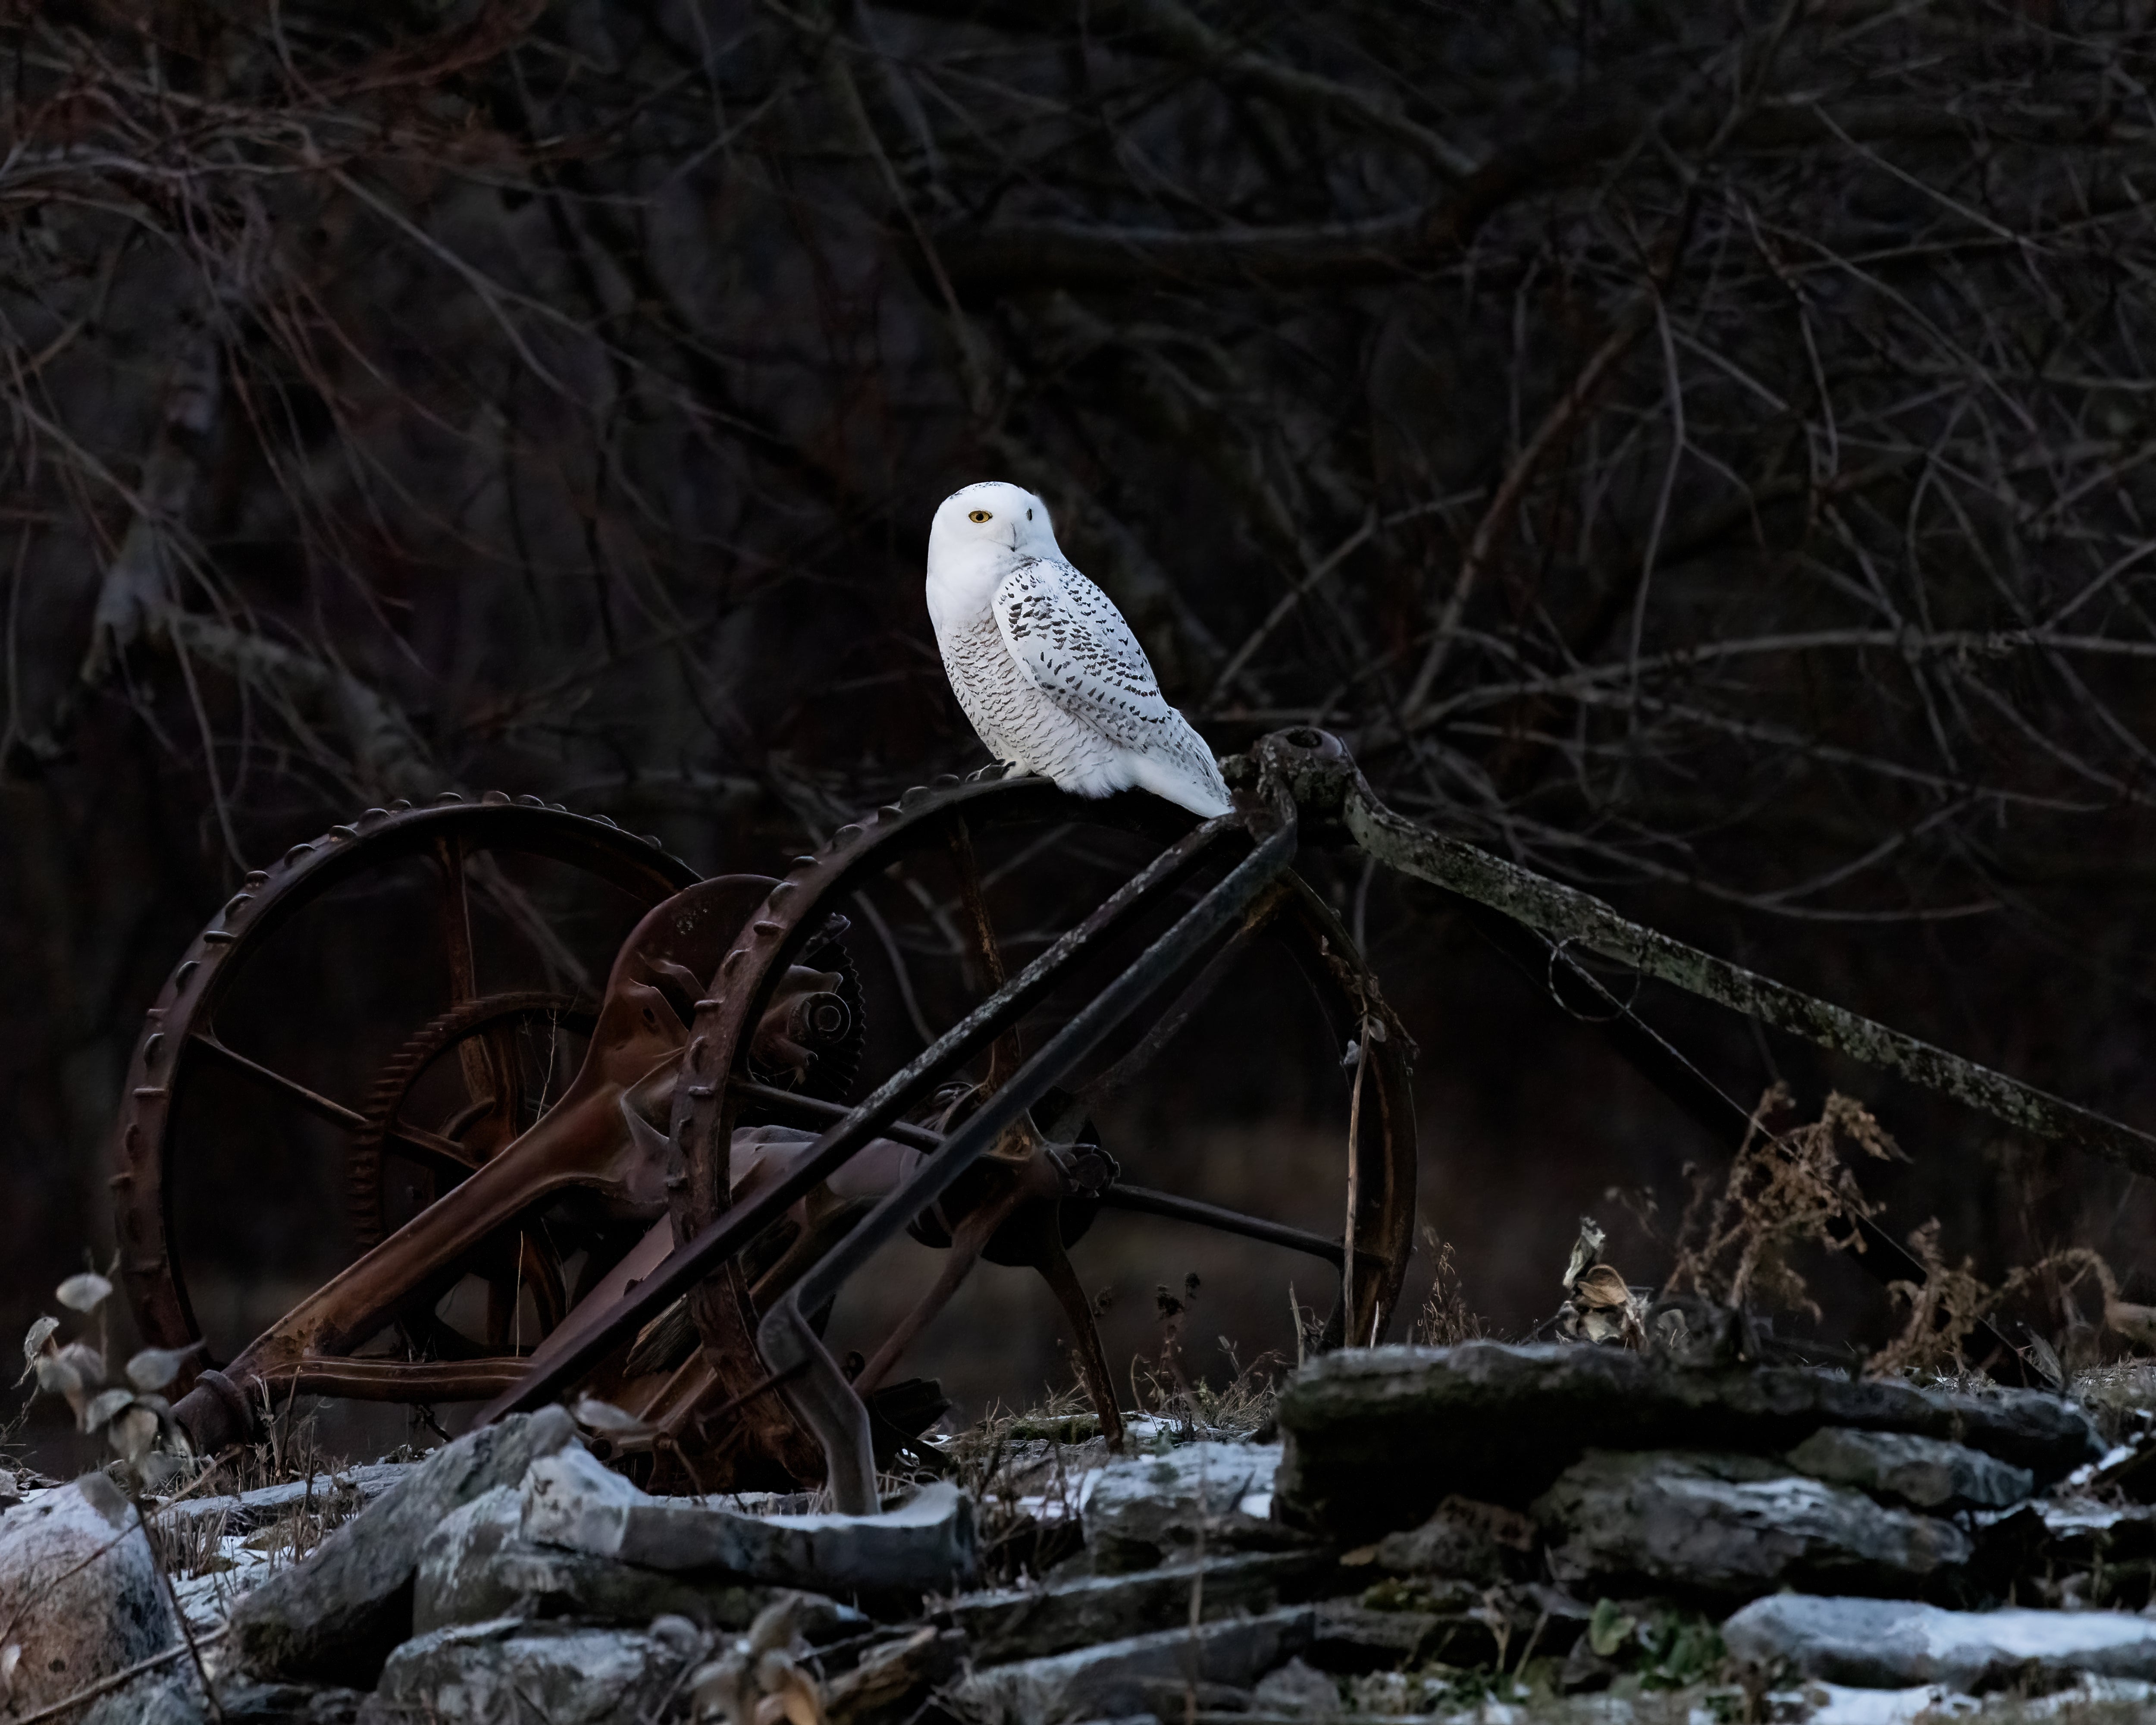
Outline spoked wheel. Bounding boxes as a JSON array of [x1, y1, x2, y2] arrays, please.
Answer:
[[110, 795, 699, 1413], [668, 754, 1415, 1495], [351, 991, 606, 1359]]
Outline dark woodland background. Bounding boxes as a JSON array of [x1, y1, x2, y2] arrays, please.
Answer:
[[10, 0, 2156, 1463]]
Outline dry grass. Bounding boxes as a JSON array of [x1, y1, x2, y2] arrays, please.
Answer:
[[1665, 1084, 1900, 1321]]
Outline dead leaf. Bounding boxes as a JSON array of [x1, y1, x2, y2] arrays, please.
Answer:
[[110, 1405, 160, 1462], [1572, 1264, 1634, 1310], [1561, 1217, 1606, 1291], [126, 1347, 190, 1392], [81, 1386, 134, 1433], [21, 1316, 57, 1361], [75, 1468, 132, 1531], [55, 1273, 113, 1313], [572, 1396, 654, 1438], [33, 1354, 82, 1398]]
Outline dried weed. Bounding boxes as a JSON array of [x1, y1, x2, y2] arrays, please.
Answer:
[[1663, 1083, 1901, 1319]]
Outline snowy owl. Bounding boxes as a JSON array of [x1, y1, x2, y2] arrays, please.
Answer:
[[924, 481, 1233, 818]]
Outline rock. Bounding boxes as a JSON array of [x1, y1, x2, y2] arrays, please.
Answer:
[[1274, 1343, 2099, 1539], [950, 1550, 1320, 1664], [1786, 1426, 2034, 1510], [154, 1465, 412, 1538], [215, 1679, 368, 1722], [521, 1444, 976, 1593], [1079, 1440, 1284, 1571], [227, 1406, 577, 1686], [364, 1615, 698, 1723], [1534, 1449, 1970, 1600], [1364, 1495, 1535, 1581], [1252, 1656, 1342, 1719], [1306, 1598, 1445, 1672], [1723, 1593, 2156, 1689], [1971, 1496, 2156, 1605], [414, 1485, 840, 1637], [73, 1668, 207, 1725], [953, 1606, 1313, 1725], [0, 1471, 179, 1713]]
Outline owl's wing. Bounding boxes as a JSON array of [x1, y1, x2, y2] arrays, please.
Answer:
[[991, 558, 1177, 744]]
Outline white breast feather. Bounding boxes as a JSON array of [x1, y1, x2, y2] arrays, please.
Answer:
[[989, 558, 1232, 817]]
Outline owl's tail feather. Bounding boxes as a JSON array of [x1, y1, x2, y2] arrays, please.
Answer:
[[1126, 750, 1233, 819]]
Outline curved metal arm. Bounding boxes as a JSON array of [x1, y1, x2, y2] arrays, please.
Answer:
[[757, 787, 1301, 1513]]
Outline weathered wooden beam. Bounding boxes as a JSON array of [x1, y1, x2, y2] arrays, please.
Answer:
[[1310, 753, 2156, 1177]]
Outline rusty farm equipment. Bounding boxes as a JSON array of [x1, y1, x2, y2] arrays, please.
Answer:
[[110, 730, 2156, 1508]]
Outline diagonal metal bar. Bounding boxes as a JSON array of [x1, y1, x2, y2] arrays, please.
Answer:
[[1339, 775, 2156, 1176], [760, 794, 1300, 1512], [733, 1079, 1376, 1267], [476, 807, 1243, 1424]]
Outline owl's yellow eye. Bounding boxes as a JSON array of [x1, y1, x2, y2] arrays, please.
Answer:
[[968, 509, 993, 522]]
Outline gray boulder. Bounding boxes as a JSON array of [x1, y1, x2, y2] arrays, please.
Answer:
[[413, 1485, 812, 1636], [1079, 1440, 1282, 1571], [415, 1486, 866, 1640], [522, 1445, 976, 1593], [953, 1607, 1313, 1725], [365, 1614, 700, 1723], [1786, 1426, 2034, 1510], [0, 1472, 179, 1713], [227, 1406, 577, 1685], [1366, 1495, 1536, 1581], [1534, 1449, 1970, 1599], [1274, 1342, 2100, 1539], [1723, 1593, 2156, 1689]]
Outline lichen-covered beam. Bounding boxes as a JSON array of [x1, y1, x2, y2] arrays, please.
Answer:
[[1300, 750, 2156, 1176]]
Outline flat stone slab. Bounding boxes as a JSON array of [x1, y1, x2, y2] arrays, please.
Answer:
[[1080, 1441, 1285, 1571], [0, 1473, 179, 1713], [951, 1551, 1319, 1665], [415, 1484, 834, 1637], [1275, 1343, 2100, 1538], [1535, 1449, 1970, 1600], [228, 1407, 576, 1685], [364, 1615, 699, 1723], [1724, 1594, 2156, 1689], [1786, 1426, 2033, 1511], [954, 1607, 1313, 1725], [522, 1444, 976, 1593], [154, 1465, 412, 1536]]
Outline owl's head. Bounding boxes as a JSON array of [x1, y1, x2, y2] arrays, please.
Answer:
[[931, 480, 1060, 557], [925, 480, 1064, 624]]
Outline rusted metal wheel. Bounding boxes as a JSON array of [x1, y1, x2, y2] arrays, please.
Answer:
[[109, 795, 698, 1407], [665, 767, 1416, 1487]]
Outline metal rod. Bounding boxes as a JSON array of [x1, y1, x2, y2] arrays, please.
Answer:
[[1096, 1184, 1379, 1266], [476, 809, 1240, 1423], [759, 796, 1299, 1512]]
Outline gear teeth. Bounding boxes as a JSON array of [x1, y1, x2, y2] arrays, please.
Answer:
[[832, 824, 863, 846], [283, 844, 315, 864], [435, 791, 464, 804], [900, 785, 931, 808], [877, 804, 903, 819], [482, 790, 511, 806], [329, 825, 359, 841], [389, 799, 413, 812]]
